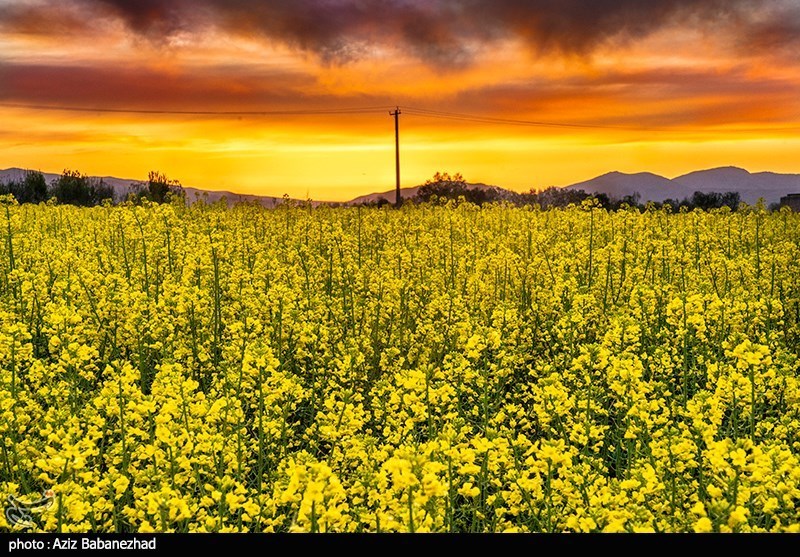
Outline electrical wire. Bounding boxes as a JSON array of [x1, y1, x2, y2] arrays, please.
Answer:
[[400, 106, 800, 133], [400, 106, 643, 130], [0, 102, 395, 116], [1, 101, 797, 133]]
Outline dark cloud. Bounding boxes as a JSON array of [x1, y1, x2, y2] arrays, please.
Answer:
[[93, 0, 188, 31], [2, 57, 796, 130], [2, 0, 794, 65], [0, 2, 93, 36], [0, 62, 321, 112], [738, 10, 800, 57], [384, 64, 800, 134]]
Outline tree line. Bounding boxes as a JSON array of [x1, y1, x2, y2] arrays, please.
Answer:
[[2, 168, 752, 211], [0, 169, 183, 206], [357, 172, 744, 211]]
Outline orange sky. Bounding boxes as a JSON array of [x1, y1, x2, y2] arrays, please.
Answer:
[[1, 0, 799, 201]]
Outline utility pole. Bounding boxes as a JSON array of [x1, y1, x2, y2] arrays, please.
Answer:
[[390, 107, 401, 207]]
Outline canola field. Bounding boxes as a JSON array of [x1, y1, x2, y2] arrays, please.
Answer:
[[1, 198, 799, 533]]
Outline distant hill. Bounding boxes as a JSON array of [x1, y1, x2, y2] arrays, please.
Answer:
[[673, 167, 800, 205], [180, 187, 290, 208], [347, 186, 422, 205], [4, 166, 800, 207], [564, 171, 691, 203], [562, 167, 800, 205], [0, 167, 145, 200], [347, 183, 504, 205], [0, 168, 294, 207]]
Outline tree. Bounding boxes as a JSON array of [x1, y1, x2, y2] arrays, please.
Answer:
[[126, 171, 184, 204], [147, 171, 183, 203], [691, 191, 722, 211], [521, 186, 593, 208], [49, 169, 113, 206], [618, 192, 642, 210], [416, 172, 469, 203], [719, 191, 741, 210], [0, 171, 48, 204], [655, 191, 741, 212], [415, 172, 510, 205], [354, 196, 390, 207], [23, 171, 48, 203]]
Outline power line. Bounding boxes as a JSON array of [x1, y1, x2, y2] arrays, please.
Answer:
[[0, 100, 649, 128], [0, 102, 394, 116], [2, 100, 797, 133], [401, 106, 666, 131], [401, 106, 800, 134]]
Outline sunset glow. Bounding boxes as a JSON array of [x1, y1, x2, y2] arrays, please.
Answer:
[[2, 0, 799, 200]]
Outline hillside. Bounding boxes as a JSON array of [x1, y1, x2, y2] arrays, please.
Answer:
[[347, 183, 505, 205], [673, 167, 800, 205], [564, 171, 690, 203], [563, 167, 800, 205], [347, 186, 422, 205], [4, 166, 800, 207], [0, 168, 293, 207]]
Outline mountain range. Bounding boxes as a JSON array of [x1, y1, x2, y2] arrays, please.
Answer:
[[565, 167, 800, 205], [2, 166, 799, 206], [0, 168, 289, 207]]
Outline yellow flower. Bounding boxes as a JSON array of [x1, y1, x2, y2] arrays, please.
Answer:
[[763, 497, 779, 514], [691, 501, 706, 517], [113, 476, 130, 499], [694, 517, 713, 533], [458, 483, 480, 498], [727, 506, 749, 529], [707, 485, 723, 499], [225, 492, 242, 512], [5, 201, 800, 533], [603, 519, 627, 533]]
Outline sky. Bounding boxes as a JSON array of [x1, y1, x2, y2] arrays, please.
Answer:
[[1, 0, 799, 201]]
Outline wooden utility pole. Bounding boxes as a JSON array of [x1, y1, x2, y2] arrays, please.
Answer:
[[390, 107, 401, 207]]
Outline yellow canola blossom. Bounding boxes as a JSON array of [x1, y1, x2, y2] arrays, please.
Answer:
[[1, 200, 799, 532]]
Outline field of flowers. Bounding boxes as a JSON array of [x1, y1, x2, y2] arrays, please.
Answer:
[[1, 197, 799, 532]]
